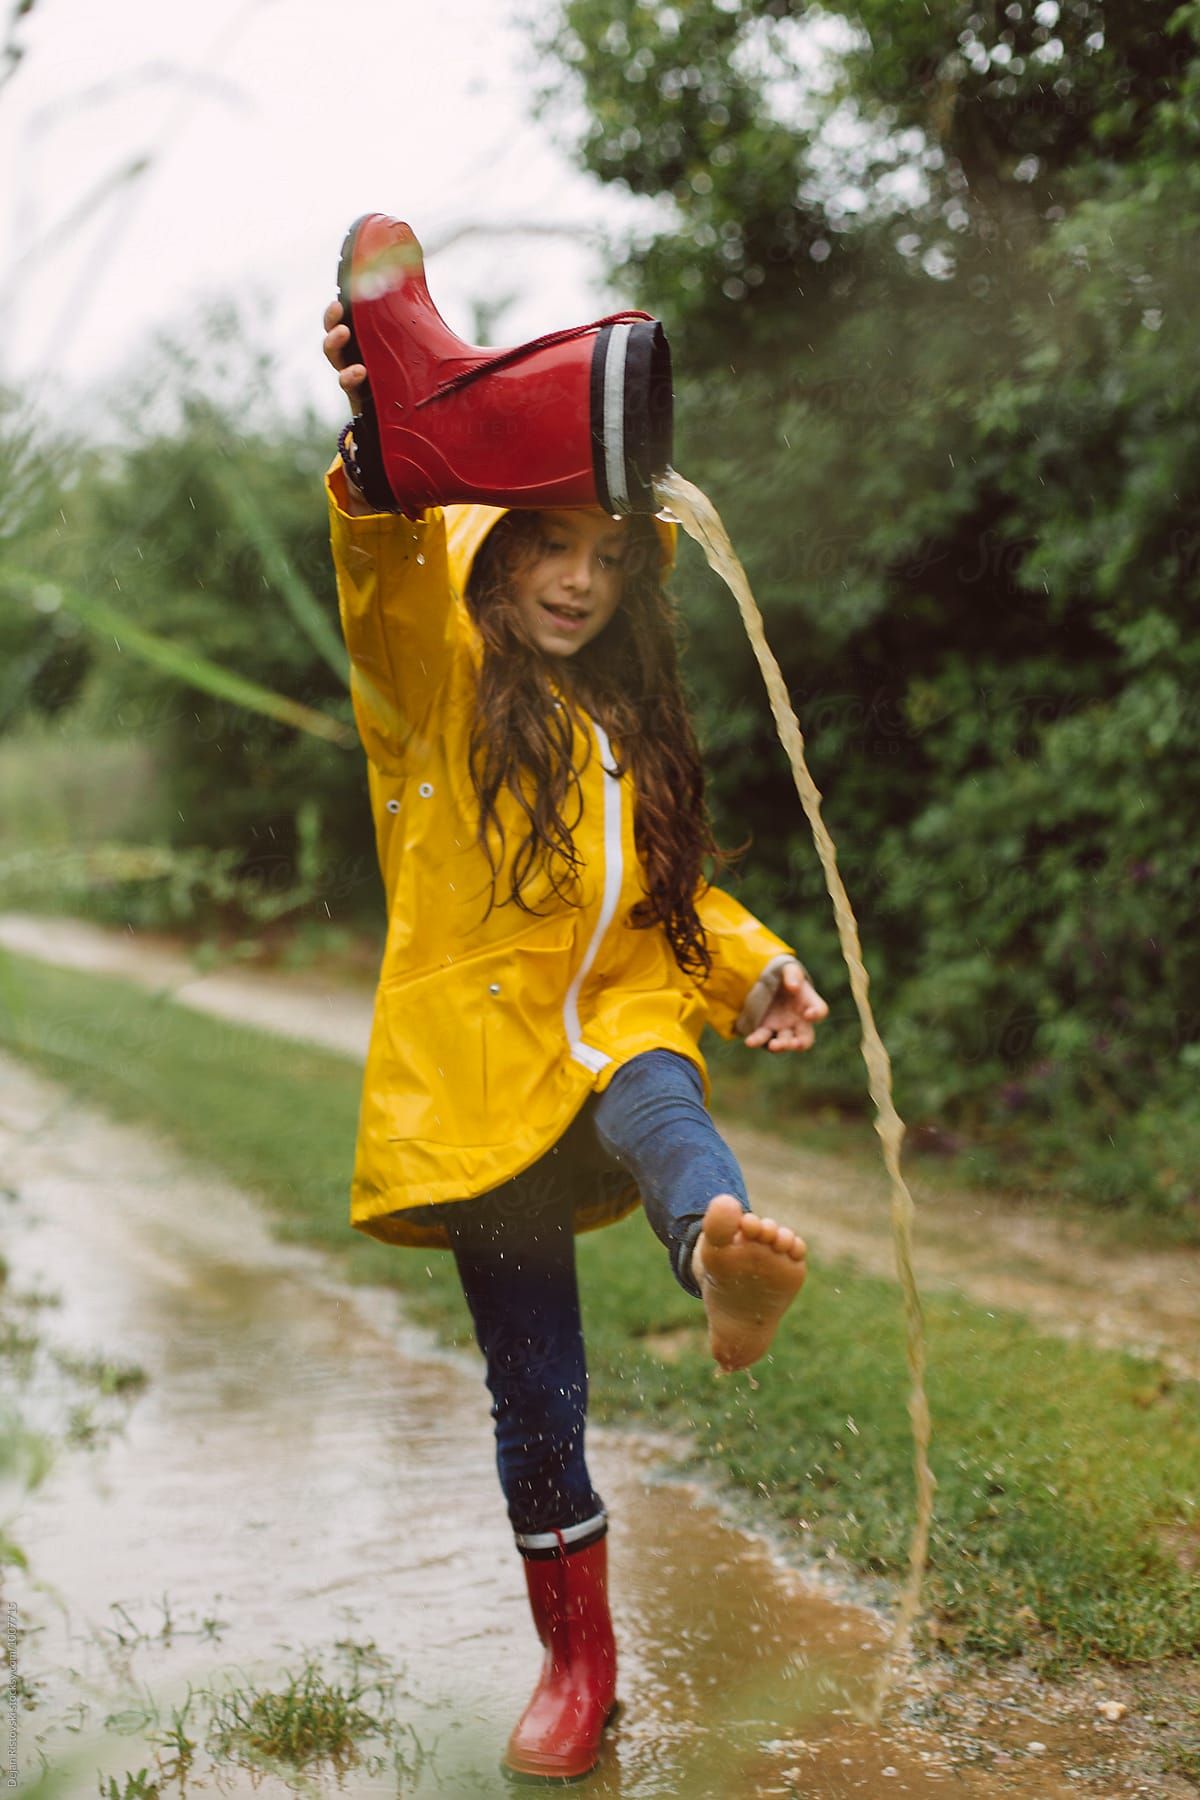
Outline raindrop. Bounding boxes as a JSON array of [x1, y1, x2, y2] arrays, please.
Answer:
[[416, 552, 426, 565]]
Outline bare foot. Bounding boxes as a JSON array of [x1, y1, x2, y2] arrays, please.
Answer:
[[691, 1195, 807, 1372]]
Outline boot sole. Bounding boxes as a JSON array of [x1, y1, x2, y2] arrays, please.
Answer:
[[501, 1700, 621, 1785], [335, 214, 399, 513]]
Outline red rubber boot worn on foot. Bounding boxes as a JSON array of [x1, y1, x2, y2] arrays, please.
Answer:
[[504, 1527, 618, 1783], [336, 212, 673, 517]]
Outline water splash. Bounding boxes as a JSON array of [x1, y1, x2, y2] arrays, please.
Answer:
[[653, 466, 935, 1719]]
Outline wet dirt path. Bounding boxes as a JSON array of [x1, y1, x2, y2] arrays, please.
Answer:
[[1, 1048, 1131, 1799], [3, 911, 1198, 1378], [0, 931, 1175, 1794]]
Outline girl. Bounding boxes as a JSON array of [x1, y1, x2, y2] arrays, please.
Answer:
[[322, 300, 828, 1783]]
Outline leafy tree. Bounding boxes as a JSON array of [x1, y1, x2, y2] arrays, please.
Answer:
[[0, 320, 381, 932], [0, 391, 96, 732], [536, 0, 1200, 1221]]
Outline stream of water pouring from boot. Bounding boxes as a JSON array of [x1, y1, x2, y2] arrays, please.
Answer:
[[654, 467, 936, 1720]]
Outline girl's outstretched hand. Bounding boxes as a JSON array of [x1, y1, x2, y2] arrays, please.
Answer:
[[744, 963, 829, 1053]]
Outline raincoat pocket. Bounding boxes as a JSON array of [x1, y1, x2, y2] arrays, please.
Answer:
[[378, 916, 579, 1150], [478, 918, 579, 1102], [379, 960, 491, 1148]]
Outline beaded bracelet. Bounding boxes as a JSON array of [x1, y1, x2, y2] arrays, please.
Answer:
[[337, 420, 368, 496]]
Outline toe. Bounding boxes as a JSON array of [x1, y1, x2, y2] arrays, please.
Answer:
[[703, 1193, 744, 1248], [758, 1217, 779, 1242]]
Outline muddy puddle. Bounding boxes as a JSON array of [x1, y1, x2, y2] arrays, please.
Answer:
[[0, 1048, 1150, 1798]]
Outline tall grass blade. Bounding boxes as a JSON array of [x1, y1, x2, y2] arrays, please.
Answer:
[[2, 570, 354, 746], [209, 462, 348, 682]]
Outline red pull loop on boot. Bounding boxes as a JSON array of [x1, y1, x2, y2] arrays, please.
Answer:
[[503, 1527, 618, 1782], [336, 213, 673, 517]]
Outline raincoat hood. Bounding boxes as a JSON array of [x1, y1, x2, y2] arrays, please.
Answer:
[[442, 503, 677, 598]]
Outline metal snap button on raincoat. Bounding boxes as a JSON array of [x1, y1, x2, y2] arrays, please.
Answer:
[[326, 463, 798, 1249]]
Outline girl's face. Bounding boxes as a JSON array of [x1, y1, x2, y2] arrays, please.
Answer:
[[511, 509, 629, 658]]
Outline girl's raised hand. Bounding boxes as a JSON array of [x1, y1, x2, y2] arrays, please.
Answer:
[[322, 299, 369, 415], [744, 962, 830, 1054], [323, 300, 375, 513]]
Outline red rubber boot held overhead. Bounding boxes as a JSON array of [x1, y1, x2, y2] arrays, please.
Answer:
[[504, 1532, 618, 1783], [336, 212, 673, 517]]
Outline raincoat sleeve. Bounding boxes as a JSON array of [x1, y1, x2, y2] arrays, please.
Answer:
[[694, 884, 804, 1040], [325, 459, 459, 772]]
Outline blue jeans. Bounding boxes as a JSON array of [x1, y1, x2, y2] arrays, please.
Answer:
[[438, 1050, 749, 1538]]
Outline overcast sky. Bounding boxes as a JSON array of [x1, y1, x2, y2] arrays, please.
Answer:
[[1, 0, 662, 432]]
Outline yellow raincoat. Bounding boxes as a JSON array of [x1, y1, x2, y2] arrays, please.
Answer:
[[327, 463, 798, 1249]]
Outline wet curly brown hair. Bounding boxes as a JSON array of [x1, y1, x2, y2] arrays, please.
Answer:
[[464, 509, 735, 979]]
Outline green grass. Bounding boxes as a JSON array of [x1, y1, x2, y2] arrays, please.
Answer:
[[97, 1774, 160, 1800], [51, 1349, 147, 1395], [1, 947, 1198, 1673], [204, 1661, 390, 1776], [15, 1645, 419, 1799], [0, 727, 164, 855]]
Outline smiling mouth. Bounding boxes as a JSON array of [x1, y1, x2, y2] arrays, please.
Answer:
[[540, 603, 589, 627]]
